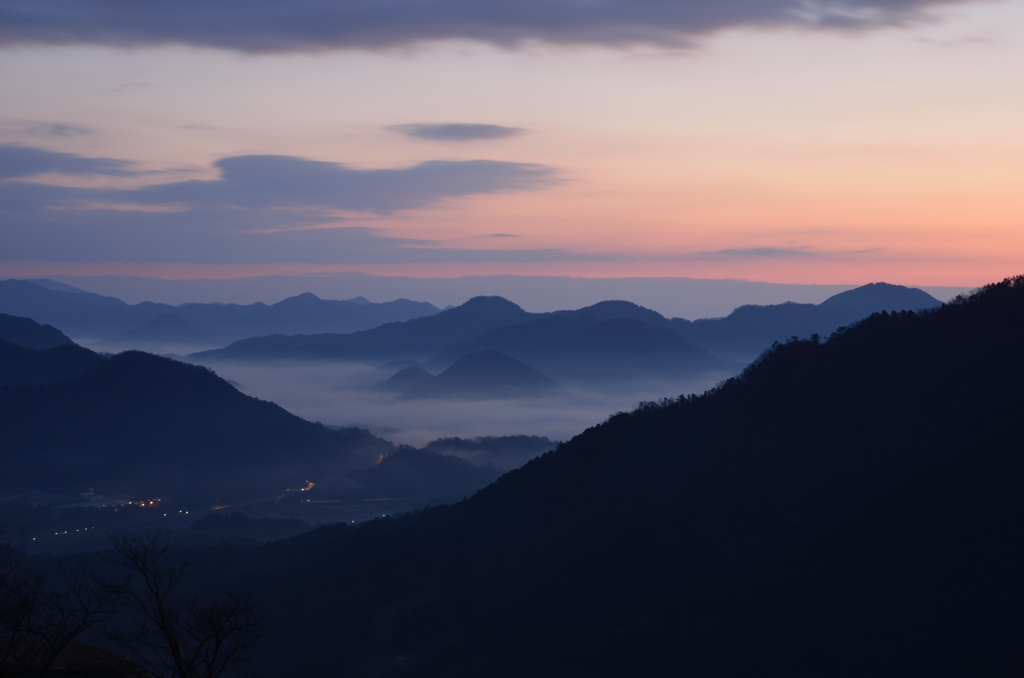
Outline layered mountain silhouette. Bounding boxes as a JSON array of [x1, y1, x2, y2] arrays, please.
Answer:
[[102, 312, 214, 347], [402, 350, 561, 399], [0, 338, 106, 387], [0, 312, 74, 349], [199, 276, 1022, 677], [198, 296, 532, 362], [0, 279, 440, 348], [0, 351, 393, 501], [0, 313, 105, 386], [428, 313, 729, 382], [672, 280, 943, 361], [198, 284, 940, 386]]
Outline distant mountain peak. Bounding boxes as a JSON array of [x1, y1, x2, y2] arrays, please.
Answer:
[[275, 292, 323, 306], [379, 365, 434, 392], [459, 296, 525, 312], [571, 300, 667, 324], [404, 349, 559, 400], [820, 282, 941, 311]]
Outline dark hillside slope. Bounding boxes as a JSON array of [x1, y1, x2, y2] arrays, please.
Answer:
[[0, 338, 105, 386], [239, 276, 1024, 676], [0, 312, 74, 348], [0, 351, 392, 501], [348, 448, 502, 499]]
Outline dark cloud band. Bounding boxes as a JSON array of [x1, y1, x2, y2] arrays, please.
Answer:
[[0, 0, 972, 52], [701, 247, 815, 258], [0, 143, 134, 179], [0, 146, 562, 264], [390, 124, 525, 141], [119, 155, 558, 212]]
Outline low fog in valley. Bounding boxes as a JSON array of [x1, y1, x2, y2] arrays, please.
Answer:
[[189, 358, 735, 448]]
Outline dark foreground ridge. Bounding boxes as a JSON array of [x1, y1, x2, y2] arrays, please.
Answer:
[[200, 275, 1022, 676]]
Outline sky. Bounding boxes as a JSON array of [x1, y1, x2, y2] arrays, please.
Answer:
[[0, 0, 1021, 292]]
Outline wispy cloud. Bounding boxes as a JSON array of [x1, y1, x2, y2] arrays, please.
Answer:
[[111, 154, 559, 213], [27, 123, 92, 137], [390, 123, 525, 141], [0, 146, 563, 265], [699, 247, 816, 258], [0, 1, 979, 52], [0, 143, 135, 179], [697, 246, 883, 259]]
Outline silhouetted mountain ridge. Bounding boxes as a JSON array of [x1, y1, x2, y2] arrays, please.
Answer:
[[0, 312, 74, 349], [217, 276, 1023, 677], [199, 283, 939, 382], [429, 314, 730, 382], [671, 281, 942, 361], [0, 351, 393, 501], [0, 279, 440, 347], [0, 338, 106, 387], [199, 296, 534, 362], [0, 313, 104, 386]]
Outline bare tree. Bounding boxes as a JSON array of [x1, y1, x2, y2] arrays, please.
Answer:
[[106, 534, 263, 678], [0, 530, 120, 677], [0, 534, 42, 674]]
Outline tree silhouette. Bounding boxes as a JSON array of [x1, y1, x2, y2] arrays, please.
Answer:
[[105, 534, 263, 678], [0, 530, 120, 677]]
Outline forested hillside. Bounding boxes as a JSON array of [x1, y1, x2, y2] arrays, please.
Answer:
[[219, 276, 1024, 676]]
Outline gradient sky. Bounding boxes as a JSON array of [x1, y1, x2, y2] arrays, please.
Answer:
[[0, 0, 1021, 288]]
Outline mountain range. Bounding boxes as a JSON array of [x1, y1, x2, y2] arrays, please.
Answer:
[[0, 313, 521, 505], [3, 275, 1019, 674], [0, 279, 440, 349], [671, 281, 944, 361], [176, 276, 1018, 676], [198, 282, 940, 388]]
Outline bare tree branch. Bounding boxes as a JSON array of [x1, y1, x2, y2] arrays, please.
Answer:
[[105, 533, 263, 678], [1, 528, 120, 677]]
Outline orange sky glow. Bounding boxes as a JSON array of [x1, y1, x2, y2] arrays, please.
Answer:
[[0, 1, 1021, 290]]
